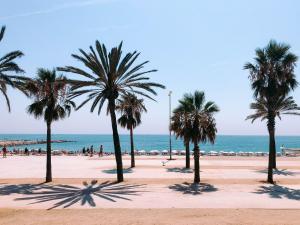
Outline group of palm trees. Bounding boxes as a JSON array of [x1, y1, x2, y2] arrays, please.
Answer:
[[170, 41, 300, 184], [1, 26, 165, 183], [1, 25, 300, 184]]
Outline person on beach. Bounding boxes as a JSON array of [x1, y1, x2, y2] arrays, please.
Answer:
[[24, 147, 29, 156], [90, 145, 94, 157], [2, 145, 7, 158], [99, 145, 103, 157], [87, 147, 90, 155], [82, 147, 86, 155], [38, 148, 42, 155]]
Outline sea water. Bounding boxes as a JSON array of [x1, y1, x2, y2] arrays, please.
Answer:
[[1, 134, 300, 153]]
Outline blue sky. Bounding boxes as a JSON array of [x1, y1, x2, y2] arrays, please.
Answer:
[[1, 0, 300, 135]]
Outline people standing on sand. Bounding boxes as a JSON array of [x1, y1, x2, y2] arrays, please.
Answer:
[[90, 145, 94, 157], [87, 147, 90, 155], [82, 147, 86, 155], [99, 145, 103, 157], [38, 148, 42, 155], [24, 147, 29, 156], [2, 145, 7, 158]]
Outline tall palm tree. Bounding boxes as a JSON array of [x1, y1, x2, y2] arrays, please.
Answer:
[[58, 41, 165, 182], [244, 40, 298, 170], [26, 69, 75, 182], [171, 96, 194, 168], [247, 96, 300, 183], [116, 94, 147, 168], [0, 25, 25, 111], [178, 91, 219, 183]]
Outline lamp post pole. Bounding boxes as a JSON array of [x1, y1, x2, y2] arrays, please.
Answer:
[[168, 91, 172, 160]]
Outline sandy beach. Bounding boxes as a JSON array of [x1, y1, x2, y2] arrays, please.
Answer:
[[0, 155, 300, 224]]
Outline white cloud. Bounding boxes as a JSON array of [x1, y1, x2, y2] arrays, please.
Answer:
[[0, 0, 117, 20]]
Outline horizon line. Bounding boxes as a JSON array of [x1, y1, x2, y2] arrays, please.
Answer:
[[0, 133, 300, 137]]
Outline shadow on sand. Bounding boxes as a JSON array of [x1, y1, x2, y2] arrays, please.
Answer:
[[0, 183, 45, 196], [256, 169, 298, 176], [254, 185, 300, 200], [0, 180, 144, 210], [168, 182, 218, 195], [102, 168, 133, 174], [166, 167, 193, 174]]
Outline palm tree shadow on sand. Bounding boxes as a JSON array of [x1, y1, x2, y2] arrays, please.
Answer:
[[166, 167, 193, 174], [0, 183, 45, 196], [254, 185, 300, 200], [168, 182, 218, 195], [102, 168, 133, 174], [10, 180, 144, 210], [256, 169, 298, 176]]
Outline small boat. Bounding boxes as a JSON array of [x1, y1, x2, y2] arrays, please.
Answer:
[[208, 151, 219, 156], [161, 150, 169, 155], [138, 150, 146, 155], [149, 150, 160, 155], [180, 150, 186, 155], [52, 150, 63, 155], [171, 150, 179, 155], [281, 147, 300, 156], [200, 150, 206, 156]]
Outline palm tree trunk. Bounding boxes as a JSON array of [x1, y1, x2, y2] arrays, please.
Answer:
[[270, 130, 277, 169], [267, 114, 276, 183], [130, 126, 135, 168], [109, 99, 124, 182], [46, 121, 52, 183], [185, 139, 190, 169], [193, 141, 200, 183]]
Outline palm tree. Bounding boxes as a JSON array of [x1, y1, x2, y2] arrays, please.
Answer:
[[244, 40, 298, 171], [177, 91, 219, 183], [116, 94, 147, 168], [26, 69, 75, 182], [58, 41, 165, 182], [247, 96, 300, 183], [171, 96, 194, 169], [0, 25, 25, 111]]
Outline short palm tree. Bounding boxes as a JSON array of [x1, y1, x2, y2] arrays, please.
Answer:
[[26, 69, 75, 182], [244, 40, 298, 179], [58, 41, 165, 182], [171, 96, 194, 169], [178, 91, 219, 183], [0, 25, 25, 111], [247, 96, 300, 183], [116, 94, 147, 168]]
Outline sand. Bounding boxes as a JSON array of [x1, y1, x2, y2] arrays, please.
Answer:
[[1, 208, 300, 225], [0, 155, 300, 224]]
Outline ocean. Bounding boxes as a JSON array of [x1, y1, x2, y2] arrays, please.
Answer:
[[1, 134, 300, 153]]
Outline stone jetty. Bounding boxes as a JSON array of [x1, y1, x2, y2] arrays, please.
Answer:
[[0, 139, 74, 147]]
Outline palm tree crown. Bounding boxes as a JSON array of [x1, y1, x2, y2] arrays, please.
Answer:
[[0, 25, 25, 111], [26, 69, 75, 123], [244, 40, 298, 99], [184, 91, 219, 144], [117, 94, 147, 130], [58, 40, 165, 113]]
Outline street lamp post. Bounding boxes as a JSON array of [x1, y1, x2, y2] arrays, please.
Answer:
[[168, 91, 172, 160]]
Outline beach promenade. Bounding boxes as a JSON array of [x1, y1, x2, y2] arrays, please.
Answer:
[[0, 155, 300, 224]]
